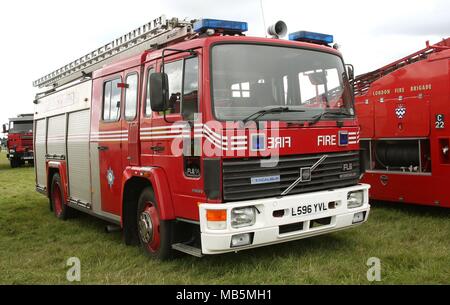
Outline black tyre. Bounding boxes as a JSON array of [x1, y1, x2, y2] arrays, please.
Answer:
[[10, 158, 19, 168], [137, 187, 174, 260]]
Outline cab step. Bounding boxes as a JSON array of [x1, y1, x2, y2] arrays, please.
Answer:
[[172, 243, 203, 257]]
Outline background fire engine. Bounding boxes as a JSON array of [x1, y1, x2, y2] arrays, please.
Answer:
[[2, 114, 34, 168], [354, 38, 450, 207], [33, 15, 370, 259]]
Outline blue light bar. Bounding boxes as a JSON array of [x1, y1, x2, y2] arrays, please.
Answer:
[[289, 31, 334, 45], [193, 19, 248, 34]]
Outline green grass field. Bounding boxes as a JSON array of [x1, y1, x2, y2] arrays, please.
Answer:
[[0, 150, 449, 284]]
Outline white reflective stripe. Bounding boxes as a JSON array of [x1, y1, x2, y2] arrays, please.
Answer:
[[68, 133, 90, 136], [231, 136, 247, 140], [140, 130, 183, 135], [203, 124, 222, 140], [91, 130, 128, 135], [229, 141, 247, 146], [90, 139, 125, 142], [230, 146, 248, 151], [204, 134, 226, 148], [91, 135, 128, 139], [203, 127, 225, 144], [203, 135, 247, 150], [91, 134, 129, 138], [140, 135, 186, 140], [67, 136, 90, 139], [140, 125, 185, 131]]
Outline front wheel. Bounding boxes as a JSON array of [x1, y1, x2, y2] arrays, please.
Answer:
[[10, 158, 19, 168], [137, 187, 174, 260]]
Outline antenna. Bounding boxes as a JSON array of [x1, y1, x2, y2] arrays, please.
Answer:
[[259, 0, 267, 38]]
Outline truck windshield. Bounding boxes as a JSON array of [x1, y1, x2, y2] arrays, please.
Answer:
[[211, 44, 354, 121], [9, 121, 33, 133]]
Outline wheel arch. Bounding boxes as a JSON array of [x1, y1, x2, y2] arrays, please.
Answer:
[[121, 167, 175, 245], [46, 160, 68, 202]]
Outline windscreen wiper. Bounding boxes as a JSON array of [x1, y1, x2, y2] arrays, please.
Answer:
[[308, 110, 352, 126], [242, 107, 305, 124]]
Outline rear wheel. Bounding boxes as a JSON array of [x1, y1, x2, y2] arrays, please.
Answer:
[[50, 173, 71, 220], [10, 158, 19, 168], [137, 187, 174, 260]]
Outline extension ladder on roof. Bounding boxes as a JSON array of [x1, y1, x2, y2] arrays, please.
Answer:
[[353, 38, 450, 96], [33, 15, 195, 89]]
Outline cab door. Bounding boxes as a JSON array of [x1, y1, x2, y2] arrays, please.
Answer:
[[121, 68, 140, 166], [98, 73, 124, 215], [149, 52, 203, 219], [139, 62, 157, 166]]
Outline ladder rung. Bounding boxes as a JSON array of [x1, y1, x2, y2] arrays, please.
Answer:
[[33, 15, 195, 89]]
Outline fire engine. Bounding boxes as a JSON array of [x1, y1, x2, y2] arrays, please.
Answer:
[[354, 38, 450, 207], [2, 114, 34, 168], [33, 16, 370, 259]]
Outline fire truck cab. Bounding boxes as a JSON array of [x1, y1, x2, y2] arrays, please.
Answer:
[[33, 16, 370, 259], [3, 114, 34, 168], [355, 38, 450, 207]]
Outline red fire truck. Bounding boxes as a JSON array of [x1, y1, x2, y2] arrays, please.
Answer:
[[354, 38, 450, 207], [33, 16, 370, 259], [3, 114, 34, 168]]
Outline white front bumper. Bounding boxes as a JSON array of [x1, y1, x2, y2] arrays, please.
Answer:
[[199, 184, 370, 255]]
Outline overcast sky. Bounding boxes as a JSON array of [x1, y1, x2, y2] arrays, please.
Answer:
[[0, 0, 448, 135]]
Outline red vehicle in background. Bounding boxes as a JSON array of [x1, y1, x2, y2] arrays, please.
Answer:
[[3, 114, 34, 168], [354, 38, 450, 207]]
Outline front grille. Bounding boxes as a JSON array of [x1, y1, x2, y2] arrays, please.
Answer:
[[222, 151, 360, 202]]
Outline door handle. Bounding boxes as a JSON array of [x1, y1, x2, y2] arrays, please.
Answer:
[[97, 146, 109, 151], [150, 145, 165, 152]]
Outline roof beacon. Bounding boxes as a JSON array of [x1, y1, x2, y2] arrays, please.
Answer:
[[289, 31, 334, 45], [193, 19, 248, 35]]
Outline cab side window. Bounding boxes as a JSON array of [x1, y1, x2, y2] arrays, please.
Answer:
[[103, 78, 121, 121], [164, 60, 183, 114], [124, 73, 138, 120], [145, 57, 199, 118], [182, 57, 199, 120], [145, 68, 154, 116]]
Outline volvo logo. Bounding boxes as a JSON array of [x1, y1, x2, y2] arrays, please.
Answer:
[[281, 155, 328, 196], [300, 167, 312, 182]]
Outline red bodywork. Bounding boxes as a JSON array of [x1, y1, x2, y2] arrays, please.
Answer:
[[5, 115, 34, 167], [43, 36, 359, 221], [83, 35, 362, 223], [7, 132, 33, 153], [355, 38, 450, 207]]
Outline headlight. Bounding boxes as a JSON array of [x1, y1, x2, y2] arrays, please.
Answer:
[[9, 149, 15, 153], [347, 191, 364, 209], [231, 206, 256, 228]]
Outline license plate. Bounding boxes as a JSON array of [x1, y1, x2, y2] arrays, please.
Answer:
[[291, 202, 328, 217]]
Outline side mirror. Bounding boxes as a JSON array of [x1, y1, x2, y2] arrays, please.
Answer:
[[2, 124, 8, 134], [346, 64, 355, 81], [150, 73, 169, 112]]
